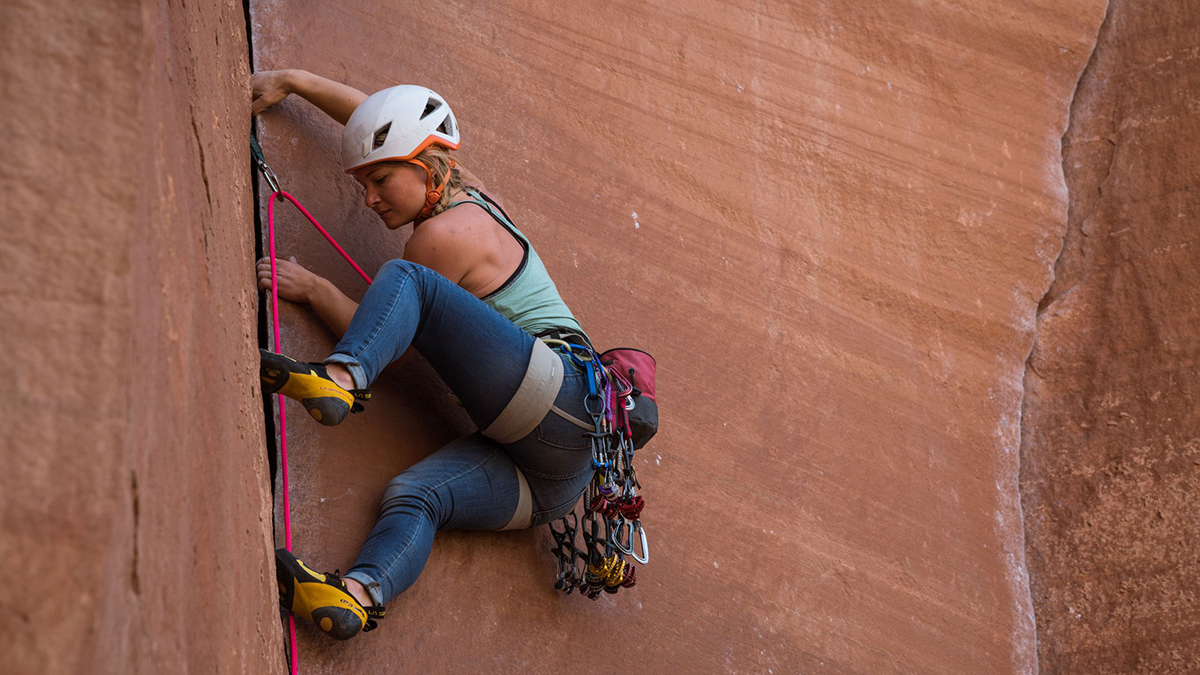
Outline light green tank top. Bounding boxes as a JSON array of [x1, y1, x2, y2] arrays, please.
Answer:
[[447, 188, 589, 341]]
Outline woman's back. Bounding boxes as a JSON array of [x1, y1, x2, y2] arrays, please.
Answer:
[[432, 185, 587, 339]]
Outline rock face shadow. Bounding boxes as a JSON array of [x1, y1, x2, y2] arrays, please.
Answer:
[[1020, 1, 1200, 672]]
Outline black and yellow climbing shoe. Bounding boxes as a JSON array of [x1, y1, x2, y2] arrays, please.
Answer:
[[275, 548, 385, 640], [259, 349, 370, 426]]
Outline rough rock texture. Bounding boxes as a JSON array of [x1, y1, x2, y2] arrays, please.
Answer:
[[250, 1, 1107, 672], [0, 1, 283, 673], [1020, 0, 1200, 672]]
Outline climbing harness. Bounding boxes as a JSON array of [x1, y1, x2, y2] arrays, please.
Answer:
[[253, 135, 377, 674], [541, 339, 659, 598]]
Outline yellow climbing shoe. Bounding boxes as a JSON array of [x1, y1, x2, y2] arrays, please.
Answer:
[[275, 548, 384, 640], [259, 349, 370, 426]]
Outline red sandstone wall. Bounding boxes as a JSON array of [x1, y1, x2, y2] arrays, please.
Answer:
[[15, 0, 1192, 672], [1020, 1, 1200, 672], [0, 1, 283, 673], [250, 1, 1106, 673]]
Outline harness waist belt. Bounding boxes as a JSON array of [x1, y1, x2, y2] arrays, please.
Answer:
[[535, 327, 592, 348]]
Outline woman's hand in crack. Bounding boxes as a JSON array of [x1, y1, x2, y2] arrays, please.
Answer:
[[251, 70, 295, 116], [257, 255, 322, 304]]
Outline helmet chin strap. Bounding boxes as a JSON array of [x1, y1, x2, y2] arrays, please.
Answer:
[[406, 157, 456, 226]]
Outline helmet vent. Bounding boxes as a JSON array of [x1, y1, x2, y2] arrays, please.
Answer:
[[371, 123, 391, 151], [420, 98, 441, 120], [437, 116, 455, 136]]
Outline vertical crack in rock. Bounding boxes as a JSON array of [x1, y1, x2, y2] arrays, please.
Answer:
[[1018, 0, 1112, 670], [189, 111, 213, 211], [243, 0, 278, 497], [130, 470, 140, 595], [189, 111, 213, 256], [1036, 2, 1116, 317]]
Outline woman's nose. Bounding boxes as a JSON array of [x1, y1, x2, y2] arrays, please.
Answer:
[[364, 188, 380, 208]]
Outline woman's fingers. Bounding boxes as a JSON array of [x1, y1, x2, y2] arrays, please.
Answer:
[[258, 255, 300, 264], [255, 254, 315, 303], [257, 256, 292, 268], [252, 90, 285, 116], [250, 70, 291, 116]]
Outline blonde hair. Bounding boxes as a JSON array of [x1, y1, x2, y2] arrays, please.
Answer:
[[412, 145, 463, 218]]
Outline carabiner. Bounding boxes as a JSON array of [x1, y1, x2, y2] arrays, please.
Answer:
[[584, 393, 606, 418], [250, 135, 283, 195], [611, 517, 634, 555], [260, 163, 282, 195], [582, 510, 604, 548], [622, 474, 638, 496], [631, 520, 650, 564]]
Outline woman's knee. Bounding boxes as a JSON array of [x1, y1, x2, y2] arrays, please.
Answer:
[[378, 258, 422, 280], [380, 471, 443, 520]]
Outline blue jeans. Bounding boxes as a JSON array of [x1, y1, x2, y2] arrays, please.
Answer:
[[323, 259, 594, 606]]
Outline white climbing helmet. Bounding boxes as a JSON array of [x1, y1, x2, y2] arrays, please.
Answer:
[[341, 85, 460, 173]]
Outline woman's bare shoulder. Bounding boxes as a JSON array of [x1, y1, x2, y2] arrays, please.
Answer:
[[416, 196, 494, 247], [404, 207, 491, 284]]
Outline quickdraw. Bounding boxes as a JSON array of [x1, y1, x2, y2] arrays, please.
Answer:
[[543, 339, 652, 599], [251, 135, 282, 194]]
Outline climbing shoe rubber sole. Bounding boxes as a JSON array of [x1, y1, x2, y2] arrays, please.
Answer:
[[275, 548, 384, 640], [260, 349, 369, 426]]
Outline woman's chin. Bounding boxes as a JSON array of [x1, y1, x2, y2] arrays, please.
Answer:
[[380, 212, 407, 229]]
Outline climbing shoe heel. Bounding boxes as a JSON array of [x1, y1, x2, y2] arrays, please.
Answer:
[[275, 548, 373, 641], [260, 349, 369, 426]]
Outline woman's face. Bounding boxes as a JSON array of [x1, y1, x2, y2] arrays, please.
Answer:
[[353, 162, 428, 229]]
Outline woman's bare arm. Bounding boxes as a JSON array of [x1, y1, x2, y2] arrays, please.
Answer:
[[289, 70, 367, 125], [305, 276, 359, 338], [252, 69, 367, 125]]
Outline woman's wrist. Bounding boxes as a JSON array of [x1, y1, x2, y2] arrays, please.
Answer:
[[284, 69, 310, 97], [304, 273, 330, 305]]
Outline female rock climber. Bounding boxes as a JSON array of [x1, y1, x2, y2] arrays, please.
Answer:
[[252, 70, 597, 640]]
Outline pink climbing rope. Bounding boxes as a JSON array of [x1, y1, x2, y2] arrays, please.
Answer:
[[271, 191, 374, 286], [266, 190, 372, 675]]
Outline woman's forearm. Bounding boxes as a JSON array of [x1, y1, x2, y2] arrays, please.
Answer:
[[288, 70, 368, 126], [308, 276, 359, 338]]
